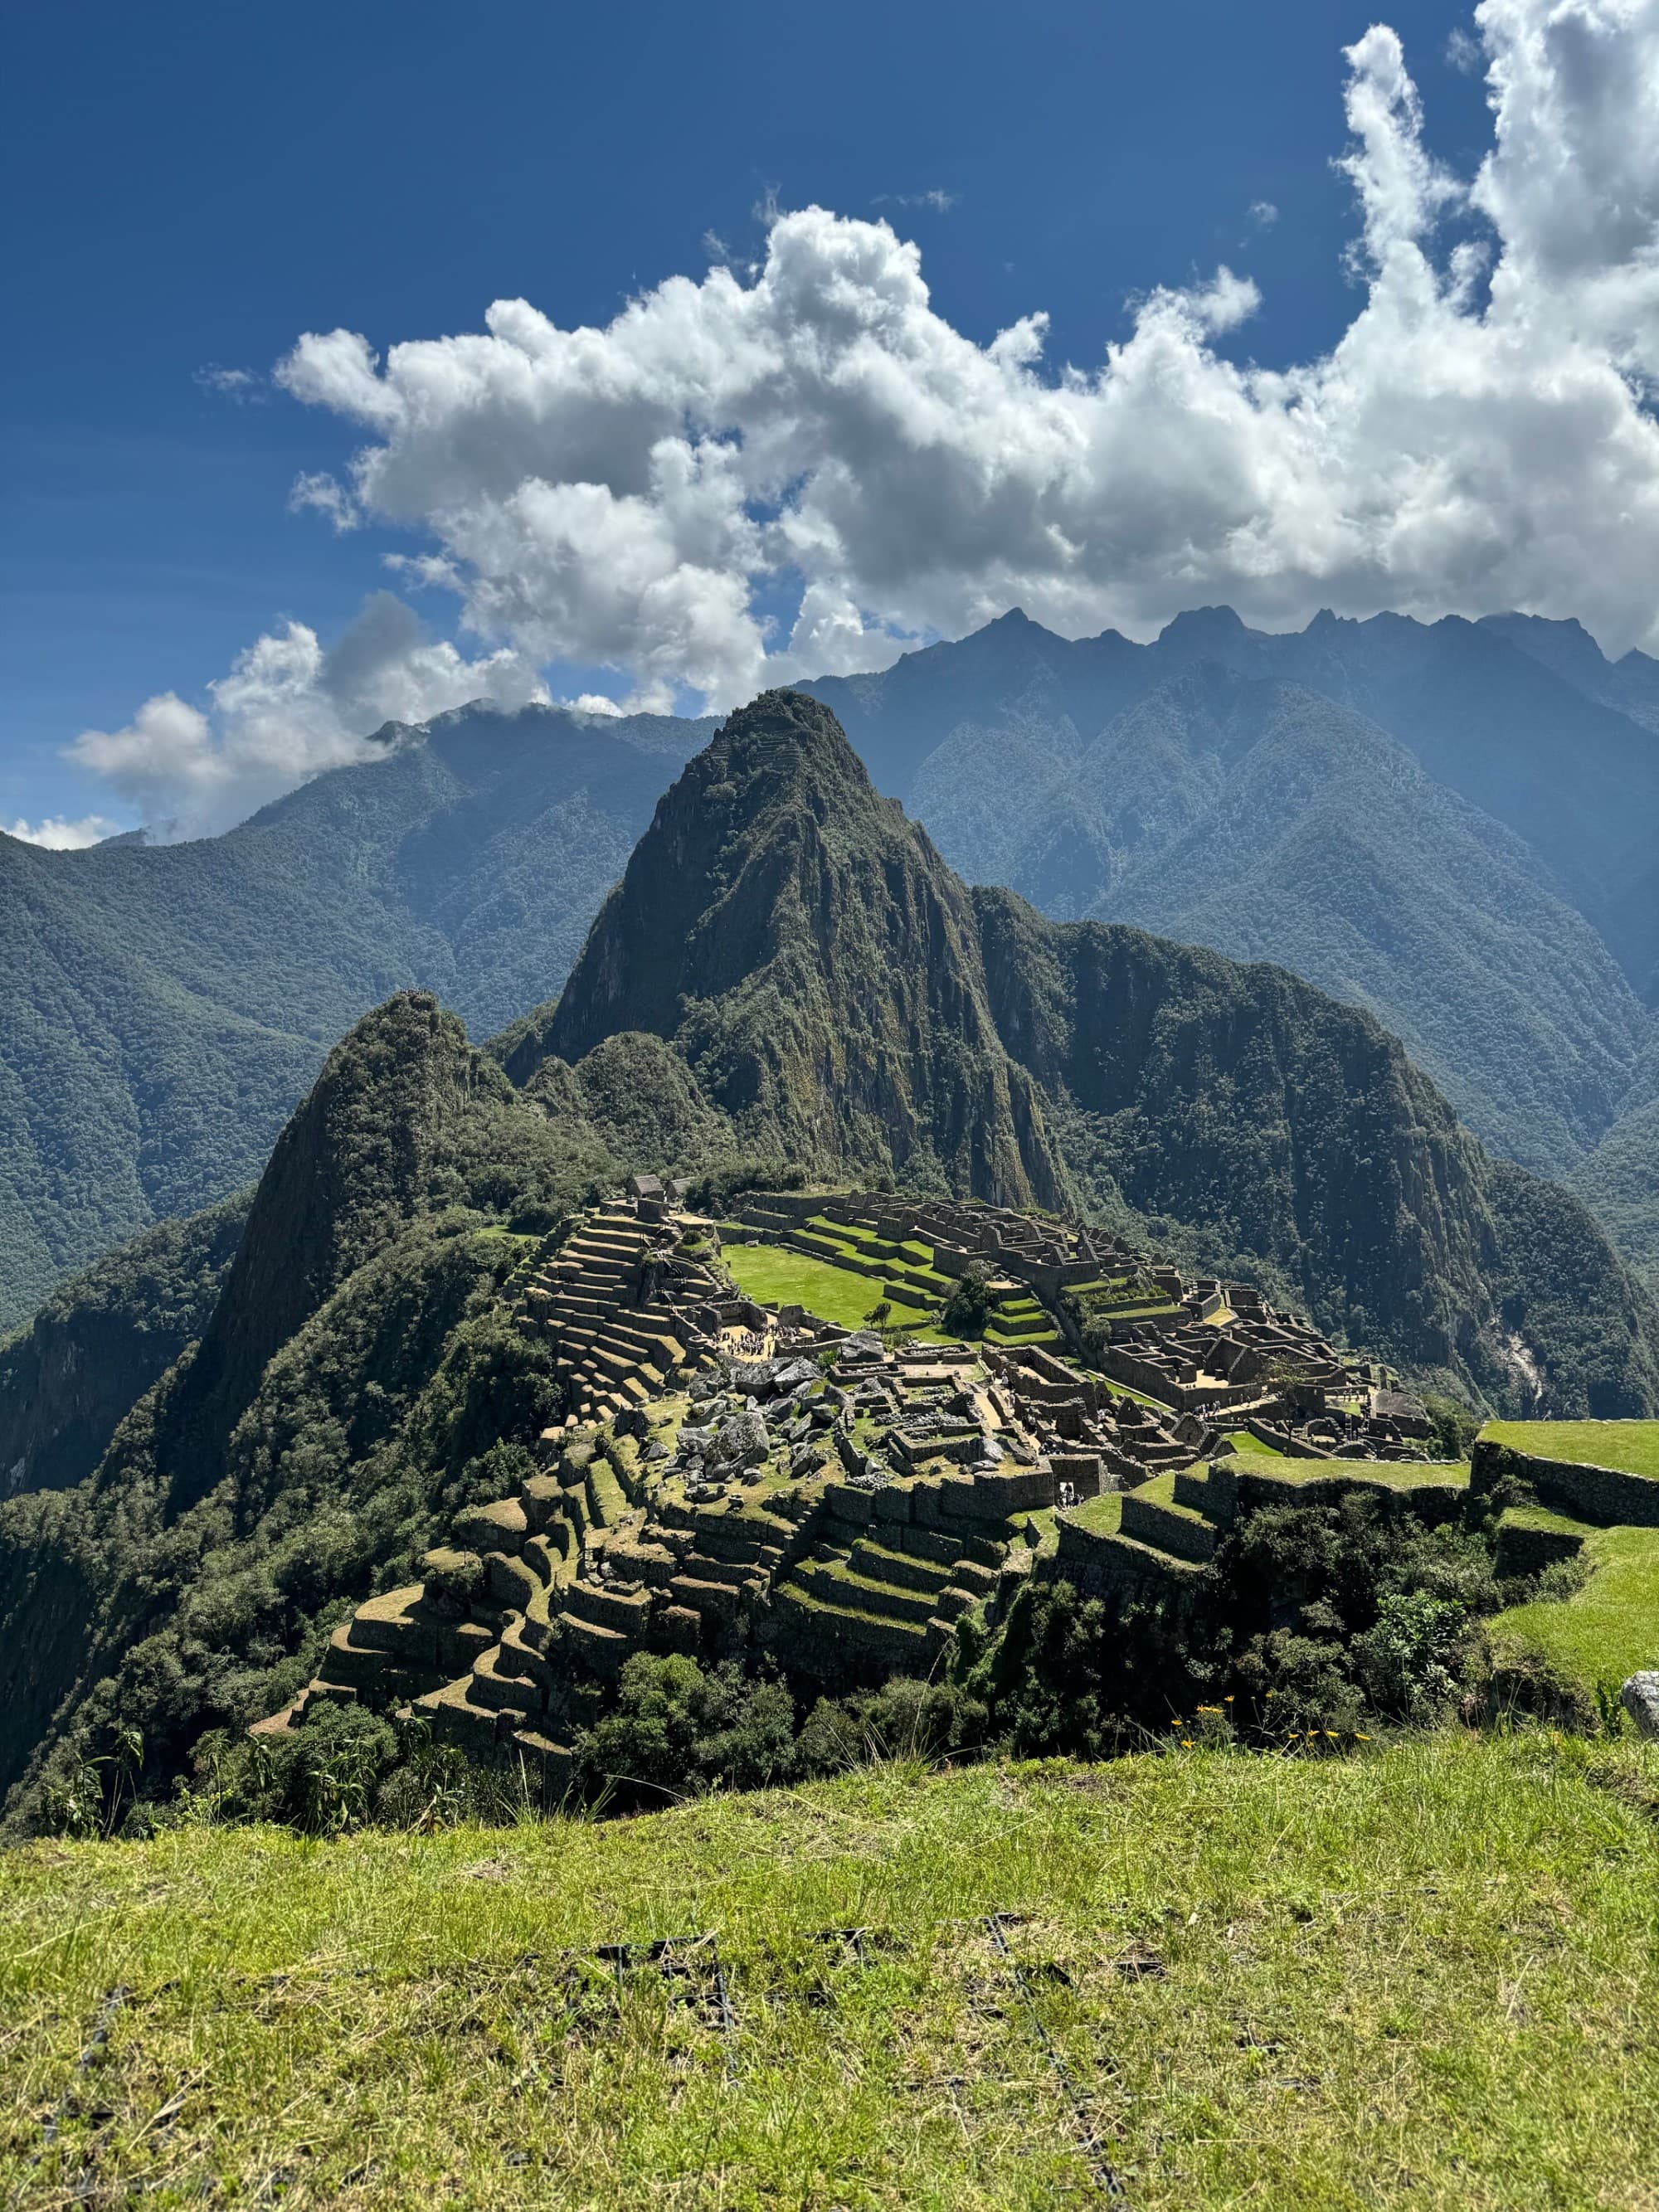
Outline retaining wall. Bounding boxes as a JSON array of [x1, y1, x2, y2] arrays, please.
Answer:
[[1470, 1438, 1659, 1528]]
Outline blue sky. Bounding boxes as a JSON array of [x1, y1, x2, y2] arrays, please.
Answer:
[[0, 1, 1630, 838]]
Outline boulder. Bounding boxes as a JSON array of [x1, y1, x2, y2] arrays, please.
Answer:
[[1620, 1672, 1659, 1741], [714, 1405, 771, 1468], [730, 1359, 780, 1398]]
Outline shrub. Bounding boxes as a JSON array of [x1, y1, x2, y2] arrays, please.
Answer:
[[572, 1653, 799, 1811], [940, 1267, 991, 1339], [424, 1548, 484, 1616]]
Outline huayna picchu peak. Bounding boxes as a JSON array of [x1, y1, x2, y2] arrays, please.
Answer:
[[508, 688, 1065, 1212], [501, 690, 1659, 1417]]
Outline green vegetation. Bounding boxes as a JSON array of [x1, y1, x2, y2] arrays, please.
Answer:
[[0, 995, 629, 1830], [0, 1189, 251, 1500], [0, 707, 705, 1330], [1225, 1451, 1472, 1492], [718, 1239, 932, 1332], [1569, 1091, 1659, 1294], [1482, 1419, 1659, 1477], [1491, 1524, 1659, 1699], [508, 688, 1659, 1411], [816, 616, 1659, 1203], [5, 1735, 1657, 2207]]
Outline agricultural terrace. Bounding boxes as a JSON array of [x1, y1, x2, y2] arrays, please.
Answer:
[[718, 1210, 1060, 1349], [1481, 1421, 1659, 1479], [1491, 1524, 1659, 1699]]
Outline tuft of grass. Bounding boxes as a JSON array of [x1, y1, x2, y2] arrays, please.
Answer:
[[3, 1736, 1657, 2207], [1490, 1524, 1659, 1696], [1481, 1421, 1659, 1480]]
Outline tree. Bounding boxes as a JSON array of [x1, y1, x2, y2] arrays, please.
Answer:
[[941, 1266, 991, 1339]]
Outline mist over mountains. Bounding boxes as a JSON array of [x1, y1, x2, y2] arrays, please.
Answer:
[[1, 604, 1655, 1340]]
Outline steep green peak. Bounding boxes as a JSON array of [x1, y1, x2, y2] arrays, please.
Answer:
[[538, 688, 941, 1070], [518, 688, 1063, 1207], [173, 992, 511, 1493], [689, 685, 878, 810]]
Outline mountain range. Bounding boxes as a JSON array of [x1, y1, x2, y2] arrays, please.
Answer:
[[1, 605, 1656, 1341], [0, 705, 708, 1327], [3, 686, 1657, 1830]]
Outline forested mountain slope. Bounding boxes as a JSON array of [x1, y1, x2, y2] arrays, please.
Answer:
[[0, 704, 707, 1329], [807, 611, 1659, 1174], [900, 670, 1645, 1174], [7, 696, 1657, 1835], [0, 1193, 250, 1502], [516, 688, 1063, 1209], [506, 691, 1659, 1414], [0, 994, 637, 1818], [5, 606, 1656, 1334]]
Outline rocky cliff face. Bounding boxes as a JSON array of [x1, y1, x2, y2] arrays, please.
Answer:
[[523, 689, 1065, 1208], [0, 1193, 250, 1501]]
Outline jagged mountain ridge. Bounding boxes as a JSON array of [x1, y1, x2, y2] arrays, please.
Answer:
[[809, 612, 1659, 1164], [505, 690, 1659, 1413], [4, 603, 1657, 1331]]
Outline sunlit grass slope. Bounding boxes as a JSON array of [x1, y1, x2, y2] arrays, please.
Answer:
[[1492, 1524, 1659, 1695], [719, 1238, 941, 1335], [1482, 1421, 1659, 1478], [4, 1735, 1657, 2208]]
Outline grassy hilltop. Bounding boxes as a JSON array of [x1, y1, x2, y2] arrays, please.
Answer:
[[4, 1733, 1657, 2210]]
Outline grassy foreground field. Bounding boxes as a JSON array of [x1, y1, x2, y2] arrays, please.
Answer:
[[5, 1737, 1658, 2209]]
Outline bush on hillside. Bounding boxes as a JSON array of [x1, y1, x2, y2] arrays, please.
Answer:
[[940, 1266, 992, 1339], [572, 1653, 798, 1811]]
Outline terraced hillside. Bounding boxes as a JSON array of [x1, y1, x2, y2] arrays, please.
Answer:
[[276, 1175, 1551, 1790], [722, 1197, 1063, 1348], [1475, 1420, 1659, 1704]]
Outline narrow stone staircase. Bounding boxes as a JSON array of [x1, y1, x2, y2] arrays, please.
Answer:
[[518, 1202, 693, 1423]]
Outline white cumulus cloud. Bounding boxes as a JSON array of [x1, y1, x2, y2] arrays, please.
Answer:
[[262, 0, 1659, 707], [56, 0, 1659, 836], [71, 593, 547, 840], [7, 815, 122, 850]]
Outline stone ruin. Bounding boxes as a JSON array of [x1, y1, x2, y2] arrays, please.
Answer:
[[728, 1189, 1388, 1425], [251, 1180, 1434, 1776]]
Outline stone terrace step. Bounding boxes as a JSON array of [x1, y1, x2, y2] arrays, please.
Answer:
[[674, 1554, 761, 1592], [792, 1560, 938, 1626], [847, 1538, 955, 1595], [415, 1674, 520, 1753], [669, 1573, 747, 1625], [557, 1612, 634, 1680], [560, 1578, 652, 1637], [1121, 1489, 1219, 1563], [768, 1583, 930, 1664], [471, 1641, 546, 1715]]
